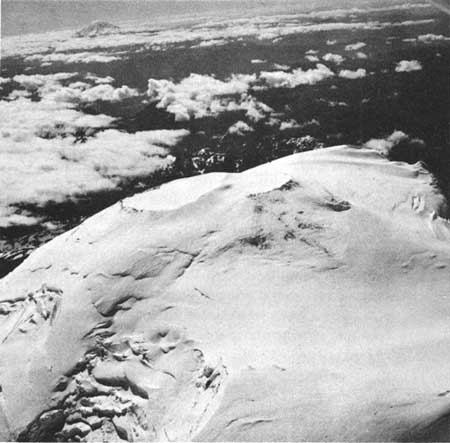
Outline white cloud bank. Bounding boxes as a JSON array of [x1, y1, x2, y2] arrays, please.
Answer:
[[0, 72, 188, 227], [395, 60, 423, 72], [0, 127, 187, 227]]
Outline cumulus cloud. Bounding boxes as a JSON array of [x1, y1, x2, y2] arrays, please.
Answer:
[[0, 119, 188, 227], [146, 73, 271, 121], [13, 72, 77, 90], [24, 51, 121, 65], [364, 130, 426, 160], [191, 38, 228, 48], [55, 84, 139, 103], [85, 74, 115, 84], [326, 39, 337, 45], [12, 73, 140, 103], [417, 33, 450, 43], [145, 66, 335, 123], [322, 53, 345, 64], [305, 55, 320, 62], [260, 64, 334, 88], [318, 98, 348, 107], [268, 117, 320, 132], [251, 59, 267, 64], [279, 119, 301, 131], [227, 120, 254, 135], [148, 73, 253, 102], [395, 60, 422, 72], [0, 70, 186, 227], [356, 51, 368, 59], [345, 42, 367, 51], [338, 68, 367, 79], [273, 63, 290, 71], [0, 97, 115, 141], [1, 76, 118, 142], [7, 90, 31, 100], [365, 130, 409, 155]]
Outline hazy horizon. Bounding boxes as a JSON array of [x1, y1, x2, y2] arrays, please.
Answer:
[[2, 0, 417, 36]]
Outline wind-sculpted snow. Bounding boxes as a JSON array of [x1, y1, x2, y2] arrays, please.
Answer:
[[1, 146, 450, 441]]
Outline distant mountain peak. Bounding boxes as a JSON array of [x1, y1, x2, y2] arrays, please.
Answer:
[[74, 20, 120, 38]]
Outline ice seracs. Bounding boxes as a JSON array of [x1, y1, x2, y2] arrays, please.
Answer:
[[0, 146, 450, 441]]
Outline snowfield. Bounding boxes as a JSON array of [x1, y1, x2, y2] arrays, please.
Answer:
[[1, 145, 450, 441]]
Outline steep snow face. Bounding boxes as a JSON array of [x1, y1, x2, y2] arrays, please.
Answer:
[[1, 146, 450, 441]]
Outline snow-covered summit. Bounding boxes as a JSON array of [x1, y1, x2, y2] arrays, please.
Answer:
[[1, 146, 450, 441], [74, 21, 120, 38]]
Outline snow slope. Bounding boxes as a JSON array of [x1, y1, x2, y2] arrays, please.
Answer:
[[1, 146, 450, 441], [74, 21, 120, 38]]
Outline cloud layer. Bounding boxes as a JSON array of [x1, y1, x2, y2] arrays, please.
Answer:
[[0, 122, 187, 227], [1, 3, 434, 60], [0, 73, 188, 227]]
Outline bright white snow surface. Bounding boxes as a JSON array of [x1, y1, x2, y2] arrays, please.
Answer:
[[1, 146, 450, 441]]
